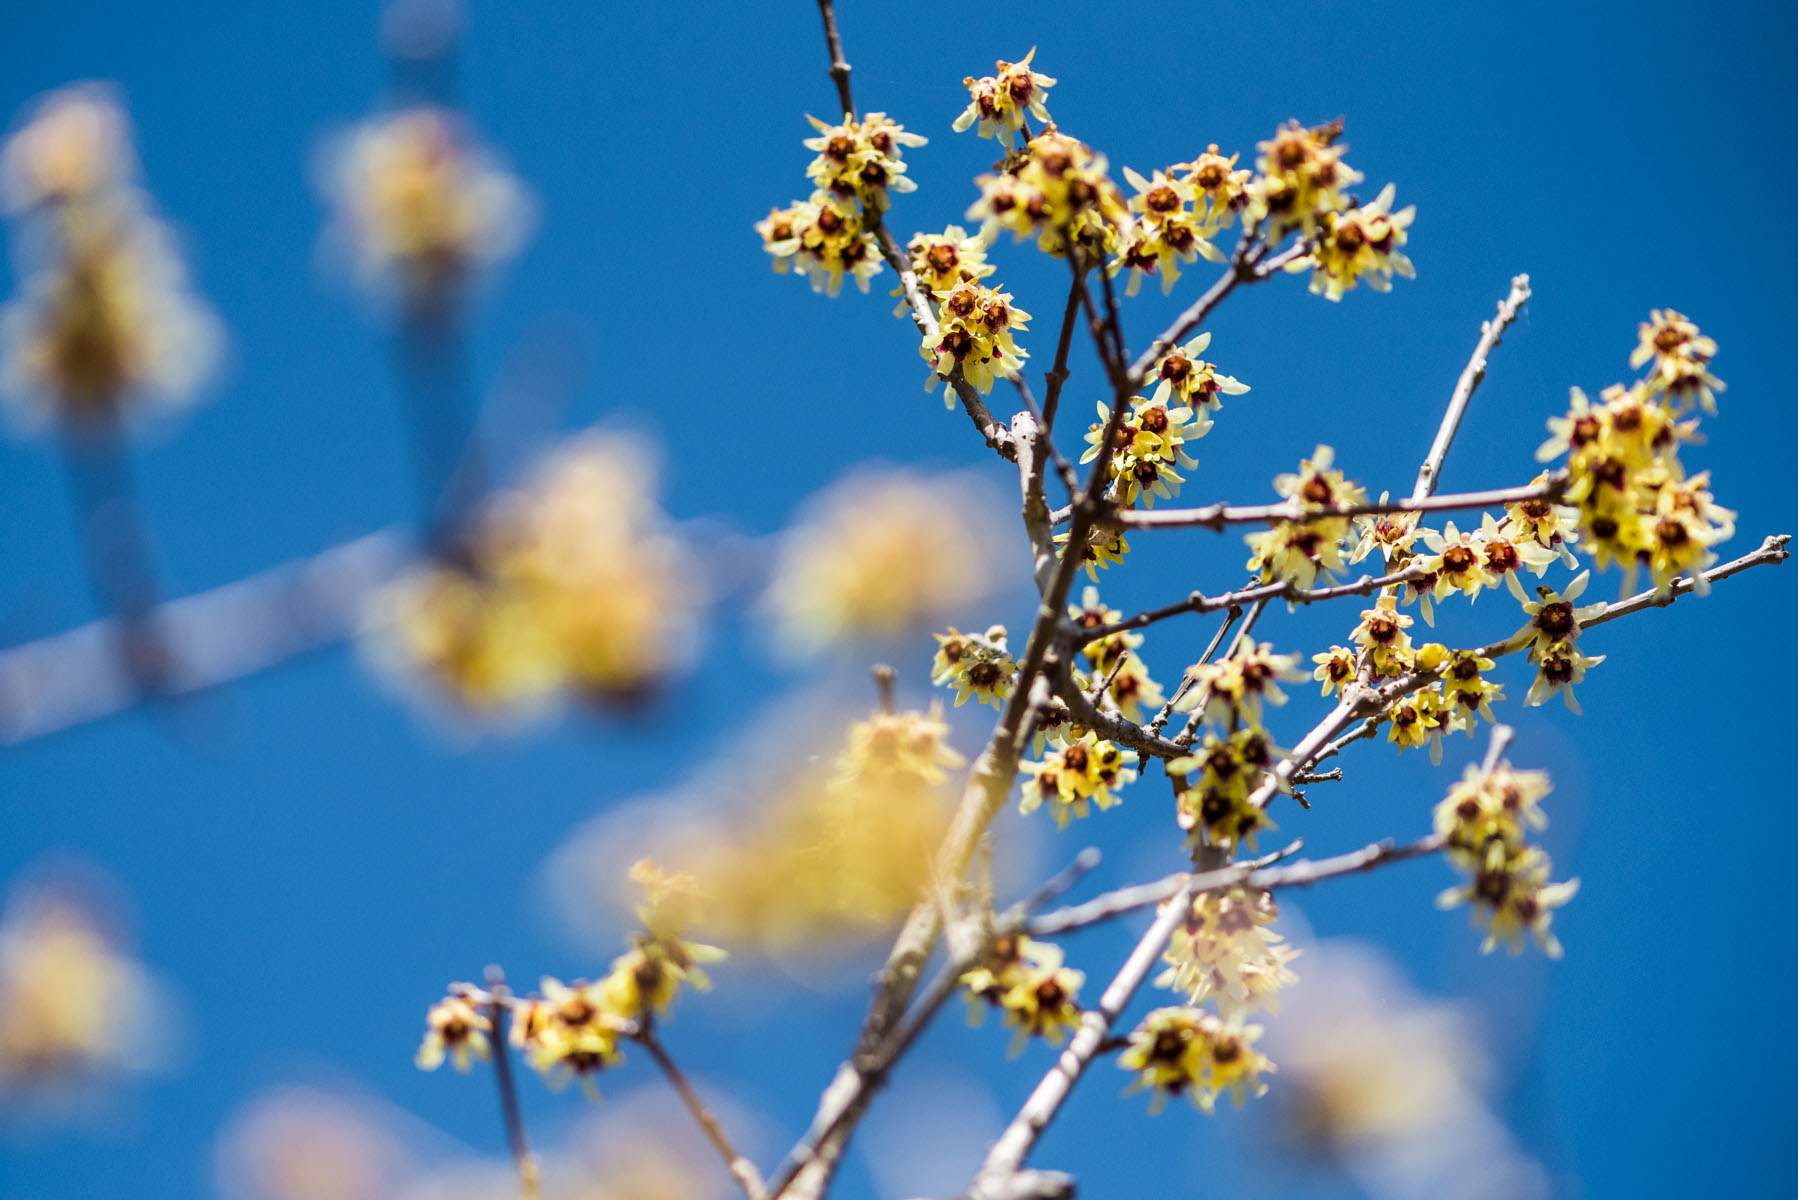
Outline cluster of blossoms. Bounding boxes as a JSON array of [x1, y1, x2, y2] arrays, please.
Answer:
[[896, 223, 994, 313], [931, 623, 1016, 708], [952, 49, 1055, 146], [759, 110, 925, 297], [1510, 571, 1607, 713], [1246, 445, 1369, 588], [958, 932, 1084, 1054], [1069, 587, 1165, 719], [320, 105, 531, 303], [1169, 642, 1305, 850], [1155, 885, 1300, 1020], [1075, 334, 1246, 523], [968, 126, 1127, 261], [922, 276, 1031, 396], [1018, 730, 1139, 829], [1246, 118, 1361, 239], [1302, 182, 1415, 301], [766, 470, 998, 654], [0, 84, 220, 427], [1118, 1005, 1276, 1113], [1538, 313, 1734, 596], [375, 434, 698, 715], [1433, 762, 1578, 957], [419, 862, 723, 1096], [1112, 163, 1228, 296]]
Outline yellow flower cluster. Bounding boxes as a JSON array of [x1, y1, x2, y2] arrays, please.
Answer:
[[319, 106, 531, 302], [1119, 1006, 1274, 1113], [803, 111, 926, 212], [1174, 641, 1305, 728], [922, 278, 1031, 396], [1147, 331, 1250, 420], [1069, 587, 1165, 719], [1018, 730, 1139, 829], [1302, 183, 1415, 301], [1080, 392, 1201, 508], [1155, 886, 1300, 1020], [958, 933, 1084, 1054], [761, 110, 926, 297], [1169, 726, 1282, 852], [968, 127, 1127, 259], [931, 624, 1016, 708], [767, 471, 998, 653], [1245, 445, 1367, 588], [897, 223, 994, 314], [1539, 318, 1735, 594], [1, 84, 220, 427], [373, 433, 698, 716], [1434, 761, 1578, 957], [1055, 525, 1132, 582], [756, 193, 882, 297], [951, 49, 1056, 146], [1247, 118, 1362, 238], [1113, 165, 1227, 296], [1510, 571, 1607, 712], [420, 865, 723, 1096]]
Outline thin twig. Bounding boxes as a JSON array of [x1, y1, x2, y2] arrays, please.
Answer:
[[1107, 473, 1566, 531], [1411, 275, 1532, 501], [481, 970, 541, 1200], [638, 1028, 765, 1199], [1086, 566, 1427, 645], [813, 0, 854, 117]]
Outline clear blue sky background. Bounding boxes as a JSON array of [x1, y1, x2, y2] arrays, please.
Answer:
[[4, 2, 1795, 1198]]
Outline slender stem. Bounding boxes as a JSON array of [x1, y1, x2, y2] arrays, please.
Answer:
[[1411, 275, 1532, 501], [638, 1028, 765, 1199], [1027, 834, 1439, 936], [1107, 473, 1565, 531], [482, 975, 541, 1200], [1040, 271, 1086, 431], [1087, 566, 1426, 646], [813, 0, 855, 117]]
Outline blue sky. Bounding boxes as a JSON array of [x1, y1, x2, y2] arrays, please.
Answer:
[[3, 2, 1796, 1198]]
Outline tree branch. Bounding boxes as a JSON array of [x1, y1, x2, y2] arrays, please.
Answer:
[[1411, 274, 1531, 501], [637, 1027, 765, 1200], [1108, 473, 1565, 531]]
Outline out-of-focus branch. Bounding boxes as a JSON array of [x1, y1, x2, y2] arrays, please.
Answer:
[[479, 971, 542, 1200], [1411, 275, 1531, 501], [637, 1027, 765, 1200], [0, 532, 407, 746]]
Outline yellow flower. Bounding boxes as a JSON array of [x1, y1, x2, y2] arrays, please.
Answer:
[[1524, 641, 1604, 713], [521, 976, 628, 1094], [1437, 843, 1578, 958], [320, 106, 531, 298], [1631, 308, 1723, 414], [1056, 526, 1130, 581], [997, 947, 1084, 1052], [952, 49, 1057, 146], [1147, 331, 1250, 416], [1498, 476, 1581, 569], [802, 111, 926, 213], [1175, 642, 1306, 727], [1302, 183, 1415, 301], [1172, 144, 1251, 224], [1171, 729, 1282, 852], [1351, 594, 1414, 678], [898, 224, 994, 314], [1507, 570, 1605, 660], [968, 128, 1127, 257], [1113, 165, 1225, 296], [1311, 645, 1357, 697], [1019, 732, 1138, 829], [923, 278, 1030, 395], [931, 624, 1016, 709], [1433, 761, 1551, 870], [1120, 1007, 1273, 1113], [1348, 495, 1427, 566], [837, 703, 967, 788], [1156, 887, 1300, 1020], [1385, 687, 1447, 764], [416, 992, 492, 1072], [1437, 649, 1504, 731], [1248, 118, 1362, 238]]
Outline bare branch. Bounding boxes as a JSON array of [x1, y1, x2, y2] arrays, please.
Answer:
[[479, 970, 542, 1200], [813, 0, 854, 118], [1085, 566, 1427, 645], [1411, 275, 1531, 501], [0, 532, 406, 746], [637, 1028, 765, 1200], [1109, 473, 1565, 531]]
